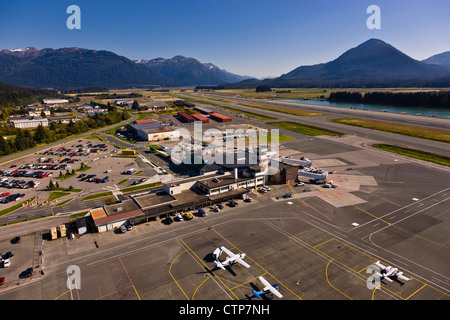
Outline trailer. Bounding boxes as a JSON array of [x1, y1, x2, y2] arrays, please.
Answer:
[[58, 225, 66, 238], [51, 227, 58, 240]]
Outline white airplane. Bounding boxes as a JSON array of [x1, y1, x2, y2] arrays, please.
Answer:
[[374, 261, 412, 283], [212, 246, 250, 270], [252, 276, 283, 299]]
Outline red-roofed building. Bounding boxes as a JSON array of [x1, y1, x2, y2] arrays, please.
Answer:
[[191, 114, 209, 123], [209, 112, 232, 123], [178, 112, 196, 123], [135, 119, 155, 124]]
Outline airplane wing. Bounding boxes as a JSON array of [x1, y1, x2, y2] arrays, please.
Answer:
[[214, 260, 226, 270], [397, 272, 412, 281], [374, 261, 387, 270], [235, 257, 251, 268], [220, 246, 236, 258], [259, 277, 283, 299], [220, 247, 250, 268]]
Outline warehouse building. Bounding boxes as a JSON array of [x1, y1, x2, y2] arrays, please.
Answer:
[[178, 112, 196, 123], [175, 100, 195, 108], [43, 99, 69, 104], [9, 116, 49, 128], [193, 105, 213, 114], [209, 112, 232, 123], [191, 114, 209, 123], [127, 122, 180, 141]]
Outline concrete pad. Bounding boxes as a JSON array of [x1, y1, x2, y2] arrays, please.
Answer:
[[316, 189, 367, 208], [312, 158, 348, 167]]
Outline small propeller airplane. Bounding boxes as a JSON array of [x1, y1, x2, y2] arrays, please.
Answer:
[[212, 246, 251, 270], [252, 276, 283, 299], [374, 261, 412, 284]]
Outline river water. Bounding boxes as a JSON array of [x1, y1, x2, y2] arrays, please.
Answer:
[[279, 99, 450, 119]]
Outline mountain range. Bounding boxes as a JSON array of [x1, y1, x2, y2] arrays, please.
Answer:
[[422, 51, 450, 67], [0, 47, 167, 89], [134, 56, 251, 86], [0, 47, 250, 90], [215, 39, 450, 89], [0, 39, 449, 90]]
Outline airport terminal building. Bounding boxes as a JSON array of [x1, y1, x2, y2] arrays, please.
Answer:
[[89, 167, 265, 233]]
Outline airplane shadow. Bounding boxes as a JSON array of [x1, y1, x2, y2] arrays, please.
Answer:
[[377, 278, 406, 287], [244, 282, 273, 300], [200, 253, 238, 277], [196, 265, 237, 277]]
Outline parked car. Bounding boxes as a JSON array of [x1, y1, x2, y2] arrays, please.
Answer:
[[19, 267, 33, 279], [0, 277, 4, 286], [11, 236, 20, 244], [163, 217, 173, 225], [2, 259, 10, 268], [183, 212, 193, 220], [228, 200, 238, 207], [2, 251, 13, 259], [198, 208, 207, 217]]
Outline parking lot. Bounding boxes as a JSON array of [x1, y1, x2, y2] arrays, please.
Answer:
[[0, 137, 156, 217]]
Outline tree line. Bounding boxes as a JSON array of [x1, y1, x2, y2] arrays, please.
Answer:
[[0, 105, 130, 156], [0, 81, 62, 107], [328, 91, 450, 109]]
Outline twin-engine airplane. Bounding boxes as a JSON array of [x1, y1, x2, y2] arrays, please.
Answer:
[[252, 276, 283, 299], [212, 246, 251, 270], [374, 261, 412, 284]]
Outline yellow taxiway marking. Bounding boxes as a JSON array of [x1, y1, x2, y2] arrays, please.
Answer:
[[405, 284, 427, 300], [192, 275, 212, 300], [54, 289, 71, 300], [168, 249, 190, 300], [119, 257, 141, 300], [325, 259, 353, 300]]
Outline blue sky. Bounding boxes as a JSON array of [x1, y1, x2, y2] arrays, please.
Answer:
[[0, 0, 449, 78]]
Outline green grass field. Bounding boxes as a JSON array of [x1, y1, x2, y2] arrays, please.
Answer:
[[240, 103, 326, 117], [120, 182, 162, 194], [81, 191, 113, 201], [267, 121, 343, 136], [46, 192, 71, 202], [330, 118, 450, 143], [373, 144, 450, 167], [216, 105, 277, 120]]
